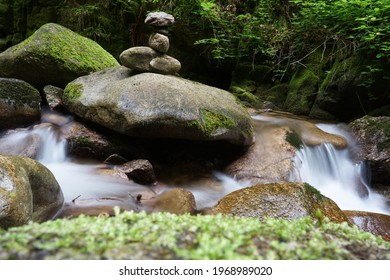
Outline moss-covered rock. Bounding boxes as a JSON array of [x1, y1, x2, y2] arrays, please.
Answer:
[[0, 23, 119, 89], [63, 67, 254, 146], [0, 78, 41, 128], [0, 155, 63, 229], [284, 68, 319, 115], [204, 182, 348, 224], [0, 210, 389, 259]]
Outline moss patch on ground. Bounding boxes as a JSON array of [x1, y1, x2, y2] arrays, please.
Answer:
[[0, 210, 389, 260]]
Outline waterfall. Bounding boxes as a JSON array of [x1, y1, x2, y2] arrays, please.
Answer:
[[289, 124, 390, 215]]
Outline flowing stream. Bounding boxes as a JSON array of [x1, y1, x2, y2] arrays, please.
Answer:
[[1, 112, 389, 215], [289, 123, 390, 215]]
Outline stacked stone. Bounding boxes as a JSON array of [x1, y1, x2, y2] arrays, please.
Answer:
[[119, 12, 181, 75]]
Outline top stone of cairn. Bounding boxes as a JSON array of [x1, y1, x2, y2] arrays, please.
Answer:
[[145, 12, 175, 27]]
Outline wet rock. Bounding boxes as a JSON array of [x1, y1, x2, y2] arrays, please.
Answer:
[[117, 159, 156, 185], [145, 12, 175, 27], [0, 155, 63, 229], [0, 78, 41, 128], [104, 154, 129, 165], [224, 124, 296, 184], [349, 115, 390, 186], [344, 210, 390, 242], [0, 23, 119, 89], [203, 182, 349, 224], [140, 188, 196, 214], [63, 67, 254, 146]]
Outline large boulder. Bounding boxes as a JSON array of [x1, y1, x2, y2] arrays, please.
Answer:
[[63, 66, 254, 146], [0, 23, 119, 89], [0, 155, 63, 229], [349, 115, 390, 186], [0, 78, 41, 128], [204, 182, 349, 224]]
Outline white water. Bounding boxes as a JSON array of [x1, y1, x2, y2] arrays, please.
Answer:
[[289, 123, 390, 215]]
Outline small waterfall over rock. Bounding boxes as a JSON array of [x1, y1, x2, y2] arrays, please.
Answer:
[[289, 123, 390, 215]]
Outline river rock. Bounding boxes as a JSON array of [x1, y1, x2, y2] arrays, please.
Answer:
[[43, 85, 64, 111], [0, 78, 41, 128], [63, 66, 254, 146], [119, 46, 181, 75], [150, 55, 181, 75], [349, 115, 390, 186], [0, 23, 119, 89], [344, 210, 390, 242], [149, 32, 170, 53], [203, 182, 349, 224], [0, 155, 63, 229], [224, 124, 297, 184], [116, 159, 156, 185], [141, 188, 196, 214], [145, 12, 175, 27]]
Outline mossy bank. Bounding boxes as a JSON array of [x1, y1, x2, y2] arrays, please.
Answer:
[[0, 210, 389, 260]]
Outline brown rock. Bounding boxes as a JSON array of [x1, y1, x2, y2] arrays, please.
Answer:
[[344, 210, 390, 242], [145, 12, 175, 27], [141, 188, 196, 214], [204, 182, 348, 224], [117, 159, 156, 185]]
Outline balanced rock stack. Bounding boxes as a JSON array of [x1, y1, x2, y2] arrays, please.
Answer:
[[119, 12, 181, 75]]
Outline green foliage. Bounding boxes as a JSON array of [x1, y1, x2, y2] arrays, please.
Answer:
[[291, 0, 390, 59]]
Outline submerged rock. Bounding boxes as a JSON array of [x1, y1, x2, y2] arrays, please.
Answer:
[[0, 155, 63, 229], [0, 78, 41, 128], [0, 23, 119, 89], [204, 182, 349, 224], [63, 66, 254, 146]]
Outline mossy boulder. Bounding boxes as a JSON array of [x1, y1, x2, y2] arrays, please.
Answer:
[[0, 78, 41, 128], [349, 115, 390, 186], [312, 56, 369, 121], [0, 155, 63, 229], [284, 68, 319, 115], [204, 182, 348, 224], [63, 66, 254, 146], [0, 23, 119, 89]]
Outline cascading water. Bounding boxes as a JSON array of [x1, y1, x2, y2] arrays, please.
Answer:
[[289, 123, 390, 215]]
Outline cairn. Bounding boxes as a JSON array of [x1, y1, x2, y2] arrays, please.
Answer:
[[119, 12, 181, 75]]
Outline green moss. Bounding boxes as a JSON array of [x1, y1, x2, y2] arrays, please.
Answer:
[[63, 82, 83, 101], [0, 78, 41, 107], [0, 210, 389, 260], [230, 85, 262, 108], [361, 116, 390, 152], [200, 109, 236, 136], [285, 68, 319, 115], [286, 130, 303, 149], [13, 23, 119, 74], [304, 183, 324, 201]]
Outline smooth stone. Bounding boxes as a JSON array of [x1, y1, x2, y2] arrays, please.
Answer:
[[150, 55, 181, 75], [145, 12, 175, 27], [148, 32, 170, 53]]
